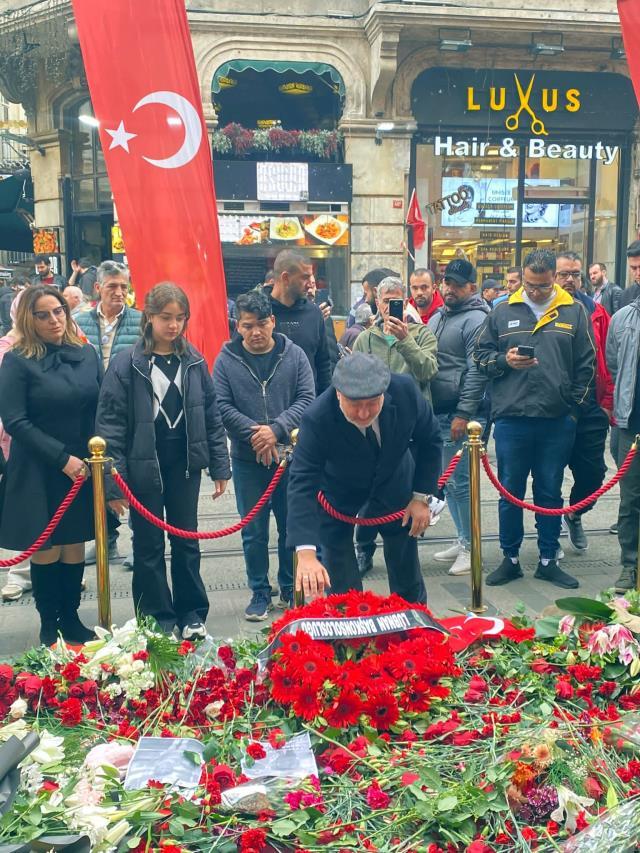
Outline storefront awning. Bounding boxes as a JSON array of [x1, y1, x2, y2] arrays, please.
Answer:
[[0, 212, 32, 252], [212, 60, 345, 98], [0, 172, 33, 252]]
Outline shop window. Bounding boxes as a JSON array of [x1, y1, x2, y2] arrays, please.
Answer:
[[65, 100, 111, 213], [416, 137, 623, 282]]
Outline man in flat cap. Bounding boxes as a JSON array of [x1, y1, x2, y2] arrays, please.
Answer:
[[286, 353, 442, 601]]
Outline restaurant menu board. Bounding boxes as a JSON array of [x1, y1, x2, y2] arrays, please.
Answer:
[[257, 162, 309, 202], [440, 178, 560, 229], [218, 214, 349, 247]]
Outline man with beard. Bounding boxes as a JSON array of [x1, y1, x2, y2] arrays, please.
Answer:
[[409, 268, 443, 324], [346, 267, 397, 328]]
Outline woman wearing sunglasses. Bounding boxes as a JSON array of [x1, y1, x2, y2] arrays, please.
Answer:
[[96, 282, 230, 640], [0, 285, 101, 646]]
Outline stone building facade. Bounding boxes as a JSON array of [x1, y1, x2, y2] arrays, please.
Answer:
[[0, 0, 636, 308]]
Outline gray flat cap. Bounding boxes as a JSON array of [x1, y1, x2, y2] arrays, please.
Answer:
[[332, 353, 391, 400]]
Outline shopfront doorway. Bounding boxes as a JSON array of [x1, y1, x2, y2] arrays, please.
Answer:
[[410, 68, 636, 284]]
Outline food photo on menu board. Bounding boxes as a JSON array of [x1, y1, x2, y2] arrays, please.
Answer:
[[440, 177, 560, 228], [218, 214, 349, 246]]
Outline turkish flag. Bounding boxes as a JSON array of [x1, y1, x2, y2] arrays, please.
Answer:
[[406, 188, 426, 250], [71, 0, 228, 367], [619, 1, 640, 106]]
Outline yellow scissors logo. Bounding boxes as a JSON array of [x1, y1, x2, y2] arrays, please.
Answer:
[[505, 74, 547, 136]]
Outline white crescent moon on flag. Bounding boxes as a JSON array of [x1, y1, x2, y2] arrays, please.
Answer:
[[132, 91, 203, 169]]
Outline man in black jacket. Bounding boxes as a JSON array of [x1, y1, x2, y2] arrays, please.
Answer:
[[474, 249, 596, 590], [267, 250, 332, 393], [620, 241, 640, 308], [287, 353, 442, 602]]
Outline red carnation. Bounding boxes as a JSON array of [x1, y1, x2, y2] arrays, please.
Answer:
[[366, 780, 391, 809], [60, 662, 81, 682], [57, 697, 83, 727], [239, 827, 267, 851], [246, 742, 267, 761], [555, 678, 574, 699]]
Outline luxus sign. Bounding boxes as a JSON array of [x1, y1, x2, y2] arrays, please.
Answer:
[[434, 135, 619, 166]]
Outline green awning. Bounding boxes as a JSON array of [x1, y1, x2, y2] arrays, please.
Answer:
[[212, 60, 345, 98]]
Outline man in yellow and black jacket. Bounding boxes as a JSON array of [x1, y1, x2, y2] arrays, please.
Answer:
[[474, 249, 596, 590]]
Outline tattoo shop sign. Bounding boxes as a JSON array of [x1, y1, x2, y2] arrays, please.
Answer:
[[257, 608, 448, 668]]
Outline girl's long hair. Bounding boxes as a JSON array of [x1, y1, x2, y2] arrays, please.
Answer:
[[141, 282, 190, 356], [14, 285, 84, 360]]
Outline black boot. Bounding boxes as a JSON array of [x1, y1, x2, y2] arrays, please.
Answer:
[[58, 562, 96, 644], [30, 562, 60, 646]]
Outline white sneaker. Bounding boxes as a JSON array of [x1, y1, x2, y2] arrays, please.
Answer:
[[448, 548, 471, 576], [434, 542, 462, 562], [1, 582, 24, 602], [556, 547, 565, 561]]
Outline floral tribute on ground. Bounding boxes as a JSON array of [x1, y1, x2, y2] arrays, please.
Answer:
[[2, 590, 640, 851]]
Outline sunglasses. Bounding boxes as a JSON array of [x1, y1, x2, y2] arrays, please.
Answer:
[[32, 306, 67, 322]]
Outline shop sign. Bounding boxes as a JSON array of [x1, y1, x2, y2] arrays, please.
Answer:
[[256, 162, 309, 201], [434, 135, 619, 166], [218, 213, 349, 247], [466, 73, 580, 136], [425, 185, 473, 216], [480, 232, 510, 240]]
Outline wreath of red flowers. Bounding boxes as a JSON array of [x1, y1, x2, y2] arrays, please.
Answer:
[[267, 591, 459, 730]]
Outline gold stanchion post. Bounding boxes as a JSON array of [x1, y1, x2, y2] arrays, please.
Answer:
[[289, 429, 305, 608], [87, 436, 112, 630], [466, 421, 487, 614]]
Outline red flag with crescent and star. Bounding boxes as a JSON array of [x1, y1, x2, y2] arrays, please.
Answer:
[[406, 188, 426, 250], [618, 0, 640, 107], [71, 0, 228, 367]]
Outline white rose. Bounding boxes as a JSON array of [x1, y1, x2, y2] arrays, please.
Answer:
[[8, 697, 28, 720], [30, 731, 65, 766]]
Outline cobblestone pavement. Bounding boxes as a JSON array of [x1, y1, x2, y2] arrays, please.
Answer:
[[0, 443, 624, 657]]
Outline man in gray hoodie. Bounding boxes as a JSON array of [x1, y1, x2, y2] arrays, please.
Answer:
[[213, 290, 315, 620], [427, 259, 489, 576]]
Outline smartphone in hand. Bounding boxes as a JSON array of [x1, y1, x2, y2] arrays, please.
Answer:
[[516, 345, 535, 358], [389, 299, 404, 321]]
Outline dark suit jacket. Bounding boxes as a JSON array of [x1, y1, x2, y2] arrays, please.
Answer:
[[599, 282, 623, 315], [286, 373, 442, 548], [621, 283, 640, 309]]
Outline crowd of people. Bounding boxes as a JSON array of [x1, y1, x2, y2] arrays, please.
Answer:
[[0, 241, 637, 645]]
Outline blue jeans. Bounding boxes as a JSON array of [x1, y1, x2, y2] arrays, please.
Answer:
[[494, 416, 577, 560], [437, 413, 479, 549], [232, 457, 293, 598]]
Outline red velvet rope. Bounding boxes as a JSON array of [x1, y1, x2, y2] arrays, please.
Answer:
[[481, 443, 637, 516], [317, 450, 464, 527], [0, 475, 86, 569], [112, 464, 287, 538]]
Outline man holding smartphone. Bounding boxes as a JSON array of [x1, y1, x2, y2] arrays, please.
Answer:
[[474, 249, 596, 589], [351, 276, 438, 576]]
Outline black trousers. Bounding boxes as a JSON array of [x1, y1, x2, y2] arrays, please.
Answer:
[[320, 501, 427, 603], [617, 427, 640, 569], [568, 404, 609, 516], [130, 458, 207, 630]]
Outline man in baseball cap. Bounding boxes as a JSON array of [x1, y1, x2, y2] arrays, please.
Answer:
[[286, 352, 442, 601], [481, 278, 506, 306]]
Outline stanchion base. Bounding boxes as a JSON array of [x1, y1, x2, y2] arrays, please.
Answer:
[[470, 604, 488, 615]]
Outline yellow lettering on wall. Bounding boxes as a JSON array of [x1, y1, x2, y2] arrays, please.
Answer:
[[467, 87, 481, 111], [565, 89, 581, 112], [541, 89, 558, 112], [490, 87, 506, 111]]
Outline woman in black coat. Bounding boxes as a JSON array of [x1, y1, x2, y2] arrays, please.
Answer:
[[96, 282, 231, 639], [0, 285, 100, 646]]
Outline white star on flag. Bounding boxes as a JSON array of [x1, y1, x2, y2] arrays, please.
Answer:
[[106, 120, 137, 152]]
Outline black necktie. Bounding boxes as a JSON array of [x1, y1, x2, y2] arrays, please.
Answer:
[[365, 425, 380, 459]]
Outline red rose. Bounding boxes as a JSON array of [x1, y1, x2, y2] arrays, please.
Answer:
[[209, 763, 236, 791], [585, 776, 604, 800], [57, 697, 83, 727], [18, 674, 42, 698], [463, 689, 485, 703], [0, 664, 14, 694], [468, 675, 488, 693], [530, 658, 554, 674], [68, 684, 85, 699]]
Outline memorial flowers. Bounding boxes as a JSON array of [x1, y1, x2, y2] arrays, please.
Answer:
[[0, 592, 640, 850]]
